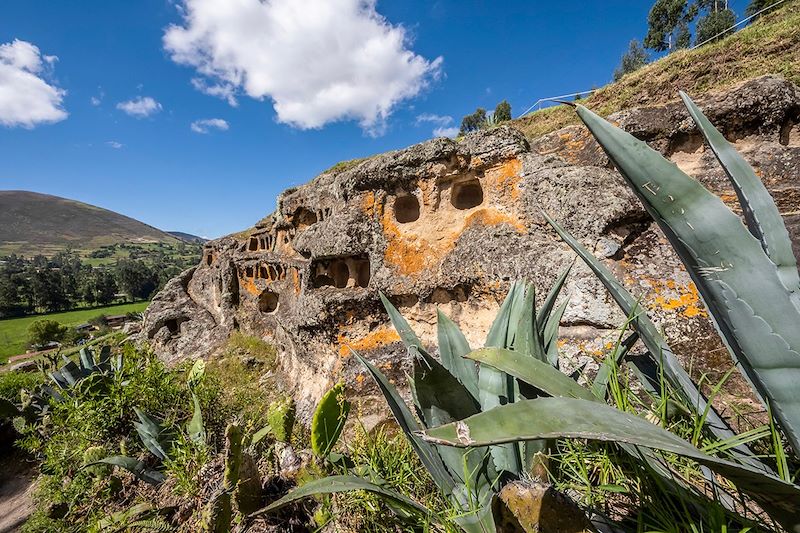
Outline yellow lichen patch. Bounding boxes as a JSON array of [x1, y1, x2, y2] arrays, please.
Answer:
[[650, 280, 707, 318], [239, 275, 260, 296], [360, 191, 376, 217], [337, 326, 401, 357], [291, 268, 301, 294], [465, 208, 527, 234], [489, 158, 523, 201]]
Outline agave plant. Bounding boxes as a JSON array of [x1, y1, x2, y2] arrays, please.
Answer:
[[1, 346, 122, 430], [422, 93, 800, 532], [91, 358, 207, 485], [253, 276, 572, 531]]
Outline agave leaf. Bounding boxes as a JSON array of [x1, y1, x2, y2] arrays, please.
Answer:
[[468, 347, 708, 510], [544, 212, 766, 471], [543, 298, 569, 367], [437, 310, 479, 400], [58, 360, 81, 386], [249, 475, 434, 519], [79, 347, 96, 373], [575, 103, 800, 459], [468, 348, 595, 402], [380, 292, 424, 352], [187, 393, 205, 445], [48, 370, 69, 390], [353, 351, 454, 495], [97, 345, 111, 369], [592, 332, 638, 400], [512, 284, 547, 363], [133, 408, 169, 461], [536, 263, 573, 333], [480, 282, 523, 476], [485, 281, 521, 349], [452, 483, 497, 533], [422, 398, 800, 531], [413, 348, 495, 489], [680, 91, 800, 297], [94, 456, 166, 485]]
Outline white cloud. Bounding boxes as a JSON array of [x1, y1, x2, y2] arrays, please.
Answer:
[[106, 141, 123, 149], [415, 113, 452, 127], [116, 96, 162, 118], [0, 39, 67, 128], [190, 117, 229, 134], [415, 113, 457, 138], [164, 0, 442, 134], [432, 125, 459, 138], [90, 88, 104, 106]]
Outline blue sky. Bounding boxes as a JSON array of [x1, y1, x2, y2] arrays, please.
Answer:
[[1, 0, 749, 238]]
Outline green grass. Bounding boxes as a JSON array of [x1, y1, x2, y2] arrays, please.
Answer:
[[0, 301, 149, 361]]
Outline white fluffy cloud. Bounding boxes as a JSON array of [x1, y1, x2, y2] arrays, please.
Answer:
[[0, 39, 67, 128], [164, 0, 442, 133], [190, 118, 229, 134], [416, 113, 458, 138], [116, 96, 162, 118], [106, 141, 123, 149]]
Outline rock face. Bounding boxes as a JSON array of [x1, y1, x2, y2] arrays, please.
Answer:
[[142, 75, 800, 417]]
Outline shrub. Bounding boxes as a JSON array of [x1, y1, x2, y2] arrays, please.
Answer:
[[27, 319, 68, 348]]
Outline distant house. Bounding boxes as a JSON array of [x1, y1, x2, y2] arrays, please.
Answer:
[[105, 315, 129, 328]]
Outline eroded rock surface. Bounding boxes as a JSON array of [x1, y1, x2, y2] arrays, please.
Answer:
[[142, 75, 800, 419]]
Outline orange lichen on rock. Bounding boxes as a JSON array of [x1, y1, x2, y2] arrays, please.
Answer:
[[239, 275, 260, 296], [361, 191, 376, 217], [292, 268, 301, 294], [650, 280, 707, 318], [465, 208, 527, 234], [337, 326, 401, 357], [489, 158, 523, 200]]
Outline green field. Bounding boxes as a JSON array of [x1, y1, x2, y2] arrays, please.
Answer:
[[0, 302, 149, 361]]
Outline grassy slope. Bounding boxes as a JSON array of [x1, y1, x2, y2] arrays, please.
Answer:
[[0, 301, 149, 361], [511, 1, 800, 139], [0, 191, 180, 257]]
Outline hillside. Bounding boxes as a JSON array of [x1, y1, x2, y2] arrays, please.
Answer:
[[167, 231, 208, 244], [511, 0, 800, 139], [0, 191, 180, 257]]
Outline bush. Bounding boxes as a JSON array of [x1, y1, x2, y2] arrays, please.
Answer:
[[27, 319, 68, 349], [17, 344, 225, 531], [0, 371, 43, 401]]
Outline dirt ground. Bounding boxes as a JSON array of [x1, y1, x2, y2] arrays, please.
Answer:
[[0, 450, 36, 533]]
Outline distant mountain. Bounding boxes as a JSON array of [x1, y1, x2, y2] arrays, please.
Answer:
[[168, 231, 208, 244], [0, 190, 180, 257]]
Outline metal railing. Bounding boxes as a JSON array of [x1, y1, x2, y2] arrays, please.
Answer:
[[515, 0, 789, 119]]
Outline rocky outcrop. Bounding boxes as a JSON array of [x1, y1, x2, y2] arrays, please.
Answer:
[[142, 75, 800, 418]]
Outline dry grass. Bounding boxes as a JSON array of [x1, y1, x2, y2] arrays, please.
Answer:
[[511, 0, 800, 140]]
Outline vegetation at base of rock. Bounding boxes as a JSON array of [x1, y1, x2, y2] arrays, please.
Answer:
[[512, 0, 800, 139]]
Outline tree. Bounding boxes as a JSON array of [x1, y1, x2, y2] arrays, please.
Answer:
[[460, 108, 487, 134], [695, 7, 735, 44], [28, 319, 68, 348], [644, 0, 697, 52], [31, 269, 69, 312], [493, 100, 512, 123], [614, 40, 650, 81], [115, 259, 157, 301], [746, 0, 780, 18], [95, 270, 118, 305]]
